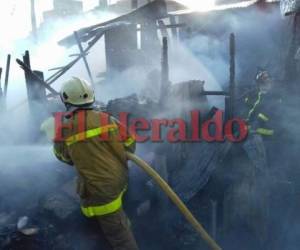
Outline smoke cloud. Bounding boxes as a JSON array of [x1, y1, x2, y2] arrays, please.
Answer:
[[0, 2, 299, 250]]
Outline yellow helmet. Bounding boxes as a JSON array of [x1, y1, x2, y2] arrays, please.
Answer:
[[60, 77, 95, 106]]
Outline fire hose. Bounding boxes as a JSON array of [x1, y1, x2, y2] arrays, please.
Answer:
[[126, 152, 222, 250], [40, 117, 221, 249]]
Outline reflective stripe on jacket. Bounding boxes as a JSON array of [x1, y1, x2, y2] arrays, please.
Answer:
[[245, 91, 274, 137]]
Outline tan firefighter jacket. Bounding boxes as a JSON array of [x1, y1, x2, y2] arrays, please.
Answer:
[[53, 109, 135, 217]]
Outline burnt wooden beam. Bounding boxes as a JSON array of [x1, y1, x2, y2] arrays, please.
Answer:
[[17, 58, 59, 96], [4, 54, 11, 97], [74, 31, 95, 86], [23, 51, 32, 101], [160, 37, 170, 105]]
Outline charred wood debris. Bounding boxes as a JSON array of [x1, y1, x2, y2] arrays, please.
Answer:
[[0, 0, 299, 249]]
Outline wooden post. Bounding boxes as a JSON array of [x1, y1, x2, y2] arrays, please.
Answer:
[[23, 50, 33, 101], [226, 33, 236, 121], [160, 37, 170, 105], [74, 31, 95, 86], [4, 54, 11, 97]]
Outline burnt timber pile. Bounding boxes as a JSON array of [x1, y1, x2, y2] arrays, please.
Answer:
[[0, 0, 300, 249]]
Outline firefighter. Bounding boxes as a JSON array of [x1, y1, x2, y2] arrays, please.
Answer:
[[52, 77, 139, 250], [240, 69, 275, 174], [241, 69, 275, 249], [244, 69, 274, 139]]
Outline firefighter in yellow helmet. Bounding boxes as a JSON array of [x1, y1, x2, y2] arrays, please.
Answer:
[[239, 69, 275, 248], [52, 77, 139, 250]]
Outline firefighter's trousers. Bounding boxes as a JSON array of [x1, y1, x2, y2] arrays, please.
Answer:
[[96, 209, 139, 250]]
